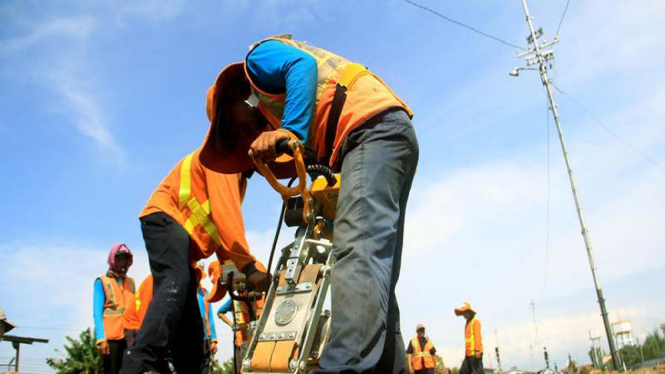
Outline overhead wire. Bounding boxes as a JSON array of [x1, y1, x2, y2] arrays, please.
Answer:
[[551, 82, 665, 172], [555, 0, 572, 37], [542, 95, 551, 303], [402, 0, 523, 50]]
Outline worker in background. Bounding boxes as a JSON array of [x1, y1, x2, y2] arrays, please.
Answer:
[[93, 244, 140, 374], [407, 324, 438, 374], [136, 273, 153, 327], [195, 262, 218, 374], [214, 260, 264, 374], [120, 148, 268, 374], [0, 307, 17, 339], [455, 302, 483, 374], [201, 34, 418, 374]]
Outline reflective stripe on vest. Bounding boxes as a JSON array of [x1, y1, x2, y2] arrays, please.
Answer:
[[179, 153, 221, 246], [245, 37, 413, 163], [233, 300, 249, 325], [466, 316, 477, 356], [411, 337, 436, 370], [99, 276, 136, 341]]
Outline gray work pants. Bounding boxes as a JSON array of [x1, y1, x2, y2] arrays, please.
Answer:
[[314, 108, 419, 374]]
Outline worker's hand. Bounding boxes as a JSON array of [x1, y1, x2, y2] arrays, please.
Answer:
[[246, 270, 269, 293], [474, 352, 482, 359], [97, 341, 110, 356], [211, 341, 218, 355], [249, 130, 290, 162]]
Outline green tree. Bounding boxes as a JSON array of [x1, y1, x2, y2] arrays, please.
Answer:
[[642, 329, 665, 361], [212, 357, 234, 374], [46, 328, 102, 374], [435, 355, 446, 374], [618, 345, 640, 367]]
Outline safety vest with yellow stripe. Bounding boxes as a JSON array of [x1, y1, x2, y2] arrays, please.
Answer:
[[245, 36, 413, 168], [411, 337, 436, 370], [178, 152, 222, 252], [465, 316, 483, 357], [98, 275, 140, 341]]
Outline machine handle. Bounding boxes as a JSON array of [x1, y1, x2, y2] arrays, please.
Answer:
[[249, 139, 308, 200]]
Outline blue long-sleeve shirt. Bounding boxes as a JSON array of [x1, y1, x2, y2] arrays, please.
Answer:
[[246, 40, 317, 143], [197, 288, 217, 341], [93, 279, 106, 342], [217, 298, 233, 315]]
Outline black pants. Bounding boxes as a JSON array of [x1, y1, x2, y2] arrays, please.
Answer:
[[104, 339, 127, 374], [121, 212, 205, 374], [460, 355, 484, 374], [415, 369, 435, 374]]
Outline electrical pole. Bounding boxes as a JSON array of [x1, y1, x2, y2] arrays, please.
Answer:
[[531, 300, 540, 346], [495, 329, 504, 374], [510, 0, 620, 369]]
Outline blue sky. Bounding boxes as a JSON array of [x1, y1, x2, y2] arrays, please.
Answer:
[[1, 0, 664, 373]]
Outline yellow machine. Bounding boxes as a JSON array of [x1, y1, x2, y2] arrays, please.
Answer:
[[242, 140, 339, 373]]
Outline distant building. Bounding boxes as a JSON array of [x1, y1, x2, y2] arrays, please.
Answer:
[[611, 320, 635, 349]]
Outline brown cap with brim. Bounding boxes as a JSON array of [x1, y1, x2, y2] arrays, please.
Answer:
[[199, 62, 299, 179], [200, 62, 257, 174], [454, 302, 475, 316]]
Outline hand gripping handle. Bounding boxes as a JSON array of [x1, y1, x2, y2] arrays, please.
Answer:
[[249, 139, 308, 200]]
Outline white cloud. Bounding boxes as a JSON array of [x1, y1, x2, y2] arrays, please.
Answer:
[[0, 16, 96, 54], [114, 0, 185, 21]]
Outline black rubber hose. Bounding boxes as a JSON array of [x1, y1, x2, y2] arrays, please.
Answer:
[[266, 176, 297, 289], [306, 164, 337, 186]]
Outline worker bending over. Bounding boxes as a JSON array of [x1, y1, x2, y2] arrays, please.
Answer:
[[202, 34, 418, 374], [93, 244, 140, 374], [455, 302, 483, 374], [120, 148, 267, 374]]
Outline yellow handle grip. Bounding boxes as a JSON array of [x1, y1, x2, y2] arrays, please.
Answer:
[[249, 140, 308, 200]]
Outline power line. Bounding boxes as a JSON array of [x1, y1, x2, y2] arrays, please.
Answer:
[[555, 0, 572, 36], [402, 0, 523, 50], [551, 82, 665, 172], [542, 96, 551, 302]]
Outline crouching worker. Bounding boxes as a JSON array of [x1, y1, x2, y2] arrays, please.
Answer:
[[120, 148, 268, 374], [94, 244, 140, 374]]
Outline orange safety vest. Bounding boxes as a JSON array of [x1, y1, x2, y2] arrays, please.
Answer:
[[136, 274, 154, 327], [411, 337, 436, 370], [245, 36, 413, 168], [465, 317, 483, 356], [98, 275, 140, 341], [140, 149, 255, 270], [233, 296, 265, 345]]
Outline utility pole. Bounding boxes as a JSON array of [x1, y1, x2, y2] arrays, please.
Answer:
[[495, 329, 504, 374], [544, 346, 550, 369], [510, 0, 620, 369], [531, 300, 541, 346]]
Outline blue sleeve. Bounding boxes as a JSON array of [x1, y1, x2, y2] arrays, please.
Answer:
[[217, 298, 233, 315], [208, 301, 218, 341], [246, 40, 317, 143], [93, 279, 105, 342]]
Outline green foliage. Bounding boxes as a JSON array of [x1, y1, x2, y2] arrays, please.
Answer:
[[451, 366, 460, 374], [212, 357, 235, 374], [618, 344, 641, 367], [567, 359, 577, 371], [588, 347, 606, 370], [435, 355, 445, 373], [46, 328, 103, 374], [642, 329, 665, 361]]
